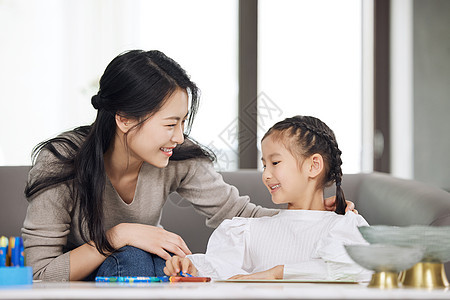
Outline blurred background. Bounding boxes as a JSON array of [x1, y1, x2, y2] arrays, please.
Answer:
[[0, 0, 448, 191]]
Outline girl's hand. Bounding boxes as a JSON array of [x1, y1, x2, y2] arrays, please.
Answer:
[[324, 196, 357, 214], [164, 255, 198, 276], [228, 265, 284, 280], [109, 223, 191, 260]]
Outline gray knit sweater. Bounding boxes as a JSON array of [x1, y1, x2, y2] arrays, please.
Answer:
[[22, 136, 277, 281]]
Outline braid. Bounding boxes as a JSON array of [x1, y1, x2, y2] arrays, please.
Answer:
[[263, 115, 346, 215]]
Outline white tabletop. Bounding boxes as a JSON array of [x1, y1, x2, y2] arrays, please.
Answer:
[[1, 281, 450, 300]]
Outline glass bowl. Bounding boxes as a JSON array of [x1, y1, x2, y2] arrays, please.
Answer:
[[344, 244, 425, 273], [358, 225, 450, 263]]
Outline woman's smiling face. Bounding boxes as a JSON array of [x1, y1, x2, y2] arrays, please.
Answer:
[[126, 88, 188, 168]]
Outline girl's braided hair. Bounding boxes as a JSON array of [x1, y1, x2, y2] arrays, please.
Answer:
[[262, 115, 346, 214]]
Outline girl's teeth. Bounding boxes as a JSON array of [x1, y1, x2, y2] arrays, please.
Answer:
[[271, 184, 280, 190], [161, 148, 172, 152]]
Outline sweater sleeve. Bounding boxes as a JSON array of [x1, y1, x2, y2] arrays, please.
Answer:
[[187, 218, 252, 280], [176, 159, 278, 228], [284, 212, 373, 281], [21, 150, 75, 281]]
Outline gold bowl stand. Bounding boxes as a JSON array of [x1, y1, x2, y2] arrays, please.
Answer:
[[400, 262, 449, 289], [368, 271, 399, 288]]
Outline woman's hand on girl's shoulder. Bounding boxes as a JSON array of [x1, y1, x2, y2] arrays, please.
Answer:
[[324, 196, 356, 213], [108, 223, 192, 260]]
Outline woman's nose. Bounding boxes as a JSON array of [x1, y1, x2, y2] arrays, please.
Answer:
[[172, 125, 185, 144]]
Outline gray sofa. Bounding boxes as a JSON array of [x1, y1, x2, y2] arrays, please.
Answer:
[[1, 167, 450, 272]]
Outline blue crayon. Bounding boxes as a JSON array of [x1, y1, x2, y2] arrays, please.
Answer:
[[10, 237, 24, 267], [19, 237, 25, 267], [180, 271, 193, 277]]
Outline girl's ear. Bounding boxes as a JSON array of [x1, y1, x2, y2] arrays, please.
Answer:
[[308, 153, 324, 179], [115, 113, 133, 134]]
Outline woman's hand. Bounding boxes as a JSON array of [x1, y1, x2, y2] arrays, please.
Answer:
[[324, 196, 357, 214], [164, 255, 198, 276], [108, 223, 191, 260], [228, 265, 284, 280]]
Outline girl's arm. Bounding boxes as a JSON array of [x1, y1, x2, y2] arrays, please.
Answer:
[[229, 265, 284, 280], [183, 218, 252, 280]]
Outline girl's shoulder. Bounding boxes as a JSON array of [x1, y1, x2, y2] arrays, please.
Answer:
[[212, 217, 252, 238], [325, 211, 370, 233]]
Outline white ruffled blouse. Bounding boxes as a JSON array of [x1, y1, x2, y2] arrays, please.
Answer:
[[187, 210, 372, 281]]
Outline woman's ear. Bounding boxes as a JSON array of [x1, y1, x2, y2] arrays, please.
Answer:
[[115, 113, 133, 134], [308, 153, 324, 179]]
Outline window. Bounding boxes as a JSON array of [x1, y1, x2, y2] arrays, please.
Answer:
[[258, 0, 363, 173], [0, 0, 238, 168]]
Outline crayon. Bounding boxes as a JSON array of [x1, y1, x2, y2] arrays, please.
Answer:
[[95, 276, 169, 283], [169, 276, 211, 282], [10, 237, 23, 267], [19, 237, 25, 267], [0, 236, 8, 267], [95, 275, 211, 283], [7, 237, 14, 266], [180, 271, 193, 277]]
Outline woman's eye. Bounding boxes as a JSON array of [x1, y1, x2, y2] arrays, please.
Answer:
[[262, 164, 266, 169], [272, 161, 280, 166]]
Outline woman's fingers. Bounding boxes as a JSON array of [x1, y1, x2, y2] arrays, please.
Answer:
[[344, 200, 355, 212], [323, 195, 336, 210], [153, 248, 172, 261], [164, 231, 192, 255]]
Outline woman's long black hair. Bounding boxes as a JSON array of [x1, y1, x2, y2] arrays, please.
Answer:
[[25, 50, 215, 255], [262, 115, 346, 214]]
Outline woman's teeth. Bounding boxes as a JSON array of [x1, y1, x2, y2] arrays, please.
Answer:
[[160, 147, 172, 152]]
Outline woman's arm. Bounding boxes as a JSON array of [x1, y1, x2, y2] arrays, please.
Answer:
[[176, 159, 355, 228], [24, 182, 191, 281], [176, 159, 279, 228]]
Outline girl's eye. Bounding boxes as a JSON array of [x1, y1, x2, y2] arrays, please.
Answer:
[[262, 164, 266, 169], [167, 124, 176, 127], [272, 161, 280, 166]]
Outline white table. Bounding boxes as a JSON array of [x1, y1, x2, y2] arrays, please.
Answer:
[[1, 281, 450, 300]]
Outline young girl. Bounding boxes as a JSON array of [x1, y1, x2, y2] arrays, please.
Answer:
[[165, 115, 370, 281], [22, 51, 350, 282]]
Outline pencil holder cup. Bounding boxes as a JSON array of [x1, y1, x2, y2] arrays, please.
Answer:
[[0, 266, 33, 286]]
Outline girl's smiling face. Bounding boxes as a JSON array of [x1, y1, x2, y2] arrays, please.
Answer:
[[125, 88, 188, 168], [261, 134, 309, 207]]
